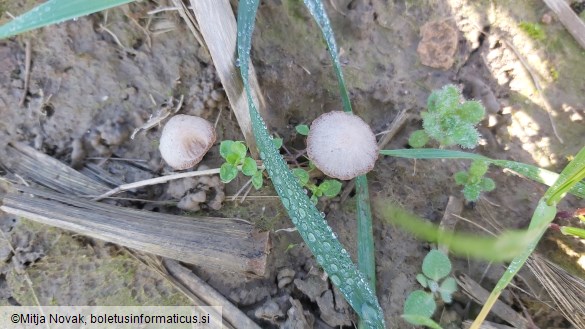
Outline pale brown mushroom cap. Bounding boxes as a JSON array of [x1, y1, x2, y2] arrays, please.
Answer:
[[306, 111, 378, 180], [159, 115, 216, 170]]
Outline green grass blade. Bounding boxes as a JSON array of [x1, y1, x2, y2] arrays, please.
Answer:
[[302, 0, 352, 114], [380, 148, 585, 199], [375, 202, 540, 262], [236, 2, 384, 328], [470, 198, 556, 328], [472, 149, 584, 327], [0, 0, 134, 39], [301, 4, 379, 328], [356, 175, 376, 288], [546, 146, 585, 204]]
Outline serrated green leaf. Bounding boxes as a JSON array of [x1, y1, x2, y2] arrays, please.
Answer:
[[272, 137, 283, 149], [416, 274, 428, 288], [454, 172, 468, 185], [403, 290, 436, 318], [295, 124, 310, 136], [408, 130, 429, 148], [469, 160, 489, 177], [220, 140, 235, 159], [241, 157, 258, 176], [0, 0, 134, 39], [220, 163, 238, 183], [293, 168, 310, 186], [252, 171, 263, 190], [319, 179, 342, 197], [458, 100, 485, 124], [481, 177, 496, 191], [463, 183, 482, 202], [402, 314, 443, 329], [422, 250, 452, 281]]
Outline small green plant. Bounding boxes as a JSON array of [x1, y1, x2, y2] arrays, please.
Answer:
[[519, 21, 546, 41], [454, 160, 496, 202], [295, 124, 310, 136], [403, 249, 457, 328], [292, 166, 342, 204], [409, 85, 485, 149], [219, 140, 264, 189]]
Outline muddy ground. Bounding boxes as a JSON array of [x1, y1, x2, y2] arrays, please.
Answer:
[[0, 0, 584, 328]]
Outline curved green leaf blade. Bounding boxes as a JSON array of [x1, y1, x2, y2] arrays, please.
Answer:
[[302, 0, 352, 113], [0, 0, 134, 39], [236, 1, 384, 327], [380, 148, 585, 198]]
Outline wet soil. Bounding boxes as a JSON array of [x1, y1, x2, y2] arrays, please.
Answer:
[[0, 0, 584, 328]]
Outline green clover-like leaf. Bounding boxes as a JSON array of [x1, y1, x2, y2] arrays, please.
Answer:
[[272, 137, 283, 149], [293, 168, 310, 186], [220, 163, 238, 183], [295, 124, 310, 136], [219, 140, 235, 159], [241, 157, 258, 176], [416, 273, 428, 288], [480, 177, 496, 192], [402, 314, 443, 329], [439, 277, 457, 302], [252, 171, 263, 190], [319, 179, 342, 198], [226, 153, 241, 165], [422, 250, 452, 281], [230, 141, 248, 160], [403, 290, 436, 318], [408, 130, 429, 148]]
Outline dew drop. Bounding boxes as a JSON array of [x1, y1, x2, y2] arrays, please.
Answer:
[[330, 264, 338, 272], [282, 198, 290, 209], [330, 275, 341, 286], [323, 242, 331, 251], [307, 233, 316, 242], [316, 255, 324, 264]]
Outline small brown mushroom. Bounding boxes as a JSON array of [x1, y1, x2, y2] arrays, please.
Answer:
[[306, 111, 378, 180], [159, 114, 216, 170]]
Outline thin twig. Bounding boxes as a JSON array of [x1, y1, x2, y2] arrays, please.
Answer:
[[127, 15, 152, 50], [91, 167, 221, 201], [91, 164, 265, 201], [98, 24, 140, 56], [231, 177, 253, 201], [19, 40, 31, 107]]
